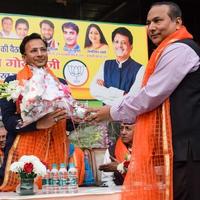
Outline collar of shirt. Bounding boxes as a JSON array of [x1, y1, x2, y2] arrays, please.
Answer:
[[116, 57, 129, 68]]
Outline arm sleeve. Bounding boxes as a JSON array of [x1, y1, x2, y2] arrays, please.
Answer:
[[0, 98, 37, 132], [110, 43, 200, 122], [0, 76, 37, 132]]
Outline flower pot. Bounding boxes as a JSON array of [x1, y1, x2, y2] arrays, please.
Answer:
[[16, 178, 36, 195]]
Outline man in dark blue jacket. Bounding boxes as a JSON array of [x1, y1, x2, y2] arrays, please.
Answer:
[[90, 27, 145, 105]]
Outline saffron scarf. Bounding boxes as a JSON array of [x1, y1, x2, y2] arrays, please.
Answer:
[[0, 65, 69, 191], [115, 137, 130, 162], [122, 26, 193, 200]]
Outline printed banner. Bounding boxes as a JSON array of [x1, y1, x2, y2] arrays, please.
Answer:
[[0, 13, 148, 100]]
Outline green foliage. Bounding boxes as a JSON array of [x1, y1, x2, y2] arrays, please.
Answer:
[[69, 121, 121, 148], [69, 122, 107, 148], [18, 170, 37, 179]]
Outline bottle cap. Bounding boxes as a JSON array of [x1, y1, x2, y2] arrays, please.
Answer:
[[68, 163, 75, 168], [52, 163, 57, 169], [60, 163, 66, 168]]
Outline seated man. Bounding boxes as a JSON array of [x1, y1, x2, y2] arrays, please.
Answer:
[[99, 122, 134, 186]]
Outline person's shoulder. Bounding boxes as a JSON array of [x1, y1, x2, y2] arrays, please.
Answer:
[[164, 42, 199, 57], [128, 57, 142, 68], [173, 39, 200, 56], [166, 42, 194, 51], [105, 59, 115, 64]]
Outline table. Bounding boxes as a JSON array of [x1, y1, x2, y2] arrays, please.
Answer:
[[0, 186, 122, 200]]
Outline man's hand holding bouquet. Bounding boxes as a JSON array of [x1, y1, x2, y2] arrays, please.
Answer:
[[0, 67, 87, 127]]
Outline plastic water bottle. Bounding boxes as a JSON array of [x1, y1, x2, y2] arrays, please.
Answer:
[[58, 163, 68, 193], [42, 168, 51, 194], [68, 163, 78, 193], [51, 163, 59, 193]]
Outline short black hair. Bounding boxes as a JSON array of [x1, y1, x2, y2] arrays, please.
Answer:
[[19, 33, 47, 55], [112, 27, 133, 45], [1, 17, 13, 24], [62, 22, 79, 34], [150, 1, 182, 20], [15, 18, 29, 29], [40, 19, 55, 29]]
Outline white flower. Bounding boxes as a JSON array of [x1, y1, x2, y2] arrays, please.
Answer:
[[117, 162, 125, 174], [10, 155, 47, 178], [0, 80, 22, 101], [32, 161, 47, 177], [5, 80, 22, 101], [10, 161, 24, 173], [19, 155, 40, 163]]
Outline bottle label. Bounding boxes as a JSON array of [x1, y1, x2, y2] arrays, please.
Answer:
[[69, 176, 77, 185], [42, 179, 47, 185], [52, 179, 59, 185]]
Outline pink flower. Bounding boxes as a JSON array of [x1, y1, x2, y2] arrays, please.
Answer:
[[23, 163, 33, 173], [60, 84, 71, 96]]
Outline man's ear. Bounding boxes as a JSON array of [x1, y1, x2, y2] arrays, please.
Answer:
[[176, 17, 183, 30], [130, 45, 133, 51], [22, 54, 26, 63]]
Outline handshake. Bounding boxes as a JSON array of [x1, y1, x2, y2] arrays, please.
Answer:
[[72, 104, 112, 123]]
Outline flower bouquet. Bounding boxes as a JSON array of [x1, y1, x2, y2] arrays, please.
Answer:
[[117, 154, 131, 174], [0, 80, 22, 101], [0, 67, 87, 127], [10, 155, 46, 195]]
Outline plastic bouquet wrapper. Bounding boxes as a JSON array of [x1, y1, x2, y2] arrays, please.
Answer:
[[69, 121, 110, 148], [0, 67, 87, 127]]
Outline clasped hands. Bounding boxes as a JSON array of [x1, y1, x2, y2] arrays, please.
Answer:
[[83, 105, 112, 123], [36, 104, 112, 129]]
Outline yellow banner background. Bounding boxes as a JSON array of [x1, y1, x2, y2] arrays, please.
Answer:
[[0, 13, 148, 99]]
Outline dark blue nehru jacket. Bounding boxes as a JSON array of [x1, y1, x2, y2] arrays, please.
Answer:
[[104, 57, 142, 94]]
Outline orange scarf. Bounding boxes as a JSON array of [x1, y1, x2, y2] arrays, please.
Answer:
[[0, 65, 69, 191], [115, 137, 130, 162], [122, 26, 193, 200]]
